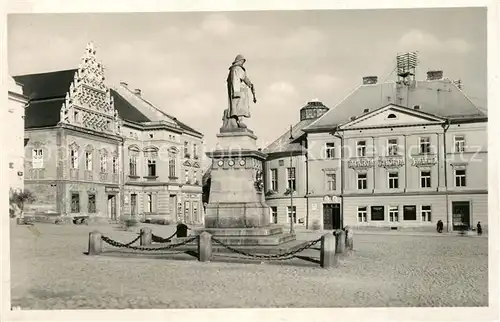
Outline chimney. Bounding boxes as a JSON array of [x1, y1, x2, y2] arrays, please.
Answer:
[[134, 88, 142, 96], [120, 81, 128, 87], [362, 76, 378, 85], [426, 70, 443, 81]]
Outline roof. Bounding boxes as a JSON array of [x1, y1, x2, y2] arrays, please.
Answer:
[[263, 118, 316, 154], [136, 93, 204, 137], [14, 69, 78, 100], [306, 78, 486, 131], [114, 84, 203, 137], [14, 69, 79, 128], [110, 89, 151, 123]]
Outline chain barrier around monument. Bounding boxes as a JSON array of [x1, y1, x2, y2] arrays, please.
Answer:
[[101, 235, 198, 251], [211, 236, 323, 261]]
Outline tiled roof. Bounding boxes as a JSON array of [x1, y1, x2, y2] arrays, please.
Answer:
[[306, 79, 486, 131], [14, 69, 78, 128], [14, 69, 77, 100], [110, 89, 151, 123], [263, 118, 316, 154]]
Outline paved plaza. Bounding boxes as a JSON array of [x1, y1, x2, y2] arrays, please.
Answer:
[[9, 220, 488, 309]]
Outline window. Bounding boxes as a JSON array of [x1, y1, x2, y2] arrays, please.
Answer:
[[357, 206, 367, 222], [130, 194, 137, 215], [454, 135, 465, 153], [421, 205, 432, 222], [356, 141, 367, 157], [403, 205, 417, 221], [185, 169, 190, 183], [88, 193, 96, 213], [419, 137, 431, 154], [147, 193, 153, 213], [371, 206, 384, 221], [278, 160, 284, 166], [287, 206, 297, 224], [184, 201, 191, 219], [387, 113, 397, 119], [112, 156, 118, 173], [193, 170, 198, 184], [455, 169, 467, 187], [184, 141, 190, 158], [32, 148, 44, 169], [169, 157, 177, 178], [147, 159, 156, 176], [286, 167, 296, 191], [71, 193, 80, 213], [420, 170, 431, 188], [389, 206, 399, 222], [326, 173, 336, 191], [100, 154, 107, 173], [271, 206, 278, 224], [387, 139, 398, 156], [357, 173, 367, 190], [270, 169, 278, 191], [325, 143, 335, 159], [85, 151, 93, 171], [193, 144, 198, 159], [388, 172, 399, 189], [129, 156, 137, 176], [74, 111, 79, 122], [70, 149, 79, 169]]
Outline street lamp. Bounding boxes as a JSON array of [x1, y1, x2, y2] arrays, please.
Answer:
[[288, 125, 295, 234]]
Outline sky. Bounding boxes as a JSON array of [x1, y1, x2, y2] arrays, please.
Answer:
[[8, 8, 487, 165]]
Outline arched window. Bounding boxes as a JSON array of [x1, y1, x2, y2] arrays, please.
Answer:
[[387, 113, 397, 119]]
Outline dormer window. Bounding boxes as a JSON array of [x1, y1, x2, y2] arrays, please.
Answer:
[[387, 113, 397, 119], [363, 108, 370, 113], [413, 105, 421, 110]]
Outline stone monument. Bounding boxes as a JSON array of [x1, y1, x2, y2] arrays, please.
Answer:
[[173, 55, 304, 253]]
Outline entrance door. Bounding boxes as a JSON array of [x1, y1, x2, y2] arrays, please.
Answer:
[[107, 195, 117, 221], [452, 201, 471, 230], [323, 203, 341, 230], [169, 194, 177, 220]]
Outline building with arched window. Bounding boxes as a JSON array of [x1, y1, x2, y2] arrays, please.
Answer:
[[15, 42, 204, 224]]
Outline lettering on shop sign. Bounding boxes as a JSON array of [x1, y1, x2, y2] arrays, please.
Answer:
[[378, 157, 405, 169], [411, 155, 438, 167], [348, 158, 375, 169], [105, 187, 120, 193]]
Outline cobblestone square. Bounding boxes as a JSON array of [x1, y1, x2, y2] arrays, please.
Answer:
[[10, 221, 488, 309]]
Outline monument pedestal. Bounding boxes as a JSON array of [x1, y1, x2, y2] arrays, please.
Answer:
[[171, 128, 305, 254]]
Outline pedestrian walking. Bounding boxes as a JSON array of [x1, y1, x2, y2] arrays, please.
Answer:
[[477, 221, 483, 236], [436, 220, 443, 233]]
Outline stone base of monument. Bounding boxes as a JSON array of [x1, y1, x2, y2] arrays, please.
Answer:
[[170, 225, 309, 255]]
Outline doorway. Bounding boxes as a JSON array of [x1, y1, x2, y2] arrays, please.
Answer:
[[452, 201, 471, 231], [169, 194, 177, 220], [323, 203, 341, 230], [107, 194, 117, 221]]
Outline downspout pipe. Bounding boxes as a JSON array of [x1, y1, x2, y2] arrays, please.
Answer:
[[441, 119, 451, 232], [330, 127, 345, 229]]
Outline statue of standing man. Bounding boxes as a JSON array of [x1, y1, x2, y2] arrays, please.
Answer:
[[222, 54, 257, 130]]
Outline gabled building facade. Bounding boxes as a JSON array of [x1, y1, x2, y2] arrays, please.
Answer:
[[264, 68, 487, 233], [15, 42, 204, 224], [304, 71, 487, 232]]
